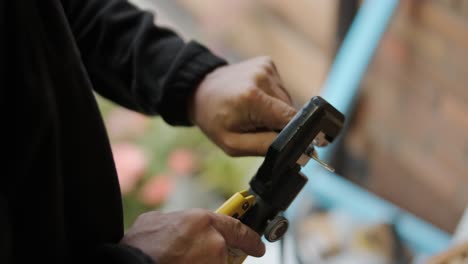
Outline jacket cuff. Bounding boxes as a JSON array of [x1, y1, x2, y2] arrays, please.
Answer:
[[158, 41, 227, 126]]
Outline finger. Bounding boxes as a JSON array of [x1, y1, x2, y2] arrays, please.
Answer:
[[206, 227, 229, 263], [268, 63, 294, 105], [254, 68, 292, 105], [210, 213, 266, 257], [260, 57, 293, 105], [255, 72, 291, 105], [271, 76, 294, 105], [248, 91, 297, 131], [224, 131, 277, 156]]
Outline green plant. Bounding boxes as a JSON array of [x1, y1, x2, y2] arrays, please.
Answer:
[[96, 95, 261, 228]]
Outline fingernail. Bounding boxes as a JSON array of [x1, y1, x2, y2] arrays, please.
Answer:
[[259, 242, 266, 256], [285, 107, 297, 119]]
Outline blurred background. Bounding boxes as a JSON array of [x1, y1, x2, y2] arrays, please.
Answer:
[[97, 0, 468, 263]]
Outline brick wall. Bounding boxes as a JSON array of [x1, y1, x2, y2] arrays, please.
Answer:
[[342, 0, 468, 232], [179, 0, 468, 232], [178, 0, 338, 107]]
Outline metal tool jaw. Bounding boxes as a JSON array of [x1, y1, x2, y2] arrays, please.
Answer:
[[216, 96, 344, 264], [241, 96, 345, 239]]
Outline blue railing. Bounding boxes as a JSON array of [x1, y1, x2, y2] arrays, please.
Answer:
[[288, 0, 451, 257]]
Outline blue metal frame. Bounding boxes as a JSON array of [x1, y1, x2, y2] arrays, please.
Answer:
[[287, 0, 451, 256]]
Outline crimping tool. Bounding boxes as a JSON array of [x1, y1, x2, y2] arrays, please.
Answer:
[[216, 96, 345, 263]]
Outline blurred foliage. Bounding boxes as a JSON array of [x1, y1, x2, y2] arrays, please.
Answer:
[[96, 95, 262, 228]]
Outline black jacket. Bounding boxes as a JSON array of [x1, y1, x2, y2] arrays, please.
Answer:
[[1, 0, 226, 263]]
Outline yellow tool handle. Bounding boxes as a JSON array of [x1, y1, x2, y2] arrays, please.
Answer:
[[215, 190, 256, 264], [226, 249, 248, 264]]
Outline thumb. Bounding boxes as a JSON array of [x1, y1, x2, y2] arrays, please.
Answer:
[[249, 92, 297, 131], [210, 213, 266, 257]]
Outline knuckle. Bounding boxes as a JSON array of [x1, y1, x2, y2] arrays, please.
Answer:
[[223, 147, 235, 156], [233, 218, 243, 230], [262, 139, 271, 154], [284, 107, 297, 120], [223, 145, 240, 157], [222, 136, 240, 157], [186, 208, 204, 217], [235, 220, 249, 239], [242, 86, 258, 99], [133, 211, 164, 228], [135, 211, 153, 222], [211, 234, 228, 256], [259, 55, 273, 64], [254, 72, 269, 87], [136, 212, 149, 221], [260, 64, 273, 75], [241, 87, 262, 105], [187, 209, 211, 226], [259, 56, 274, 71]]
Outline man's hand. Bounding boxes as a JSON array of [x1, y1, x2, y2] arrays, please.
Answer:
[[190, 56, 297, 156], [120, 209, 265, 264]]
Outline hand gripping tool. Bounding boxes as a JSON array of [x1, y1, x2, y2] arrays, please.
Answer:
[[216, 96, 345, 264]]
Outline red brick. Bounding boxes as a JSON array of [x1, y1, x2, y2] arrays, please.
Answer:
[[439, 94, 468, 141], [366, 71, 467, 173], [413, 1, 468, 50], [341, 0, 468, 232], [365, 145, 463, 232], [362, 99, 468, 204], [343, 95, 372, 158], [385, 18, 460, 80], [379, 20, 467, 100], [365, 53, 466, 145], [400, 141, 465, 206], [375, 31, 411, 69], [362, 90, 468, 183], [395, 54, 468, 105], [347, 121, 466, 231], [259, 0, 338, 54], [433, 0, 459, 9], [450, 0, 467, 15], [405, 24, 448, 66], [432, 94, 468, 172], [363, 79, 402, 122], [355, 81, 468, 216], [220, 11, 331, 106], [442, 42, 468, 84], [463, 0, 468, 17], [178, 0, 250, 26], [180, 0, 332, 106]]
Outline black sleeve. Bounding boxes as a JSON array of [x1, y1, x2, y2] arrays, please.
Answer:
[[61, 0, 227, 126], [92, 244, 156, 264], [0, 196, 11, 263]]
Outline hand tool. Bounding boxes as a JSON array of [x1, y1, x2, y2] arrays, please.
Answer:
[[216, 96, 345, 264]]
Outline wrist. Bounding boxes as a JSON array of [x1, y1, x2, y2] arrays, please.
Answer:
[[187, 64, 226, 126]]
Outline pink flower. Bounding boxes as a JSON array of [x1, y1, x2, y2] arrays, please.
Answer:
[[168, 148, 197, 175], [139, 174, 174, 206], [105, 107, 150, 140], [112, 143, 148, 194]]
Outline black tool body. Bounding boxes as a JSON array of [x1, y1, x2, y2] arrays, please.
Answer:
[[240, 96, 344, 236]]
